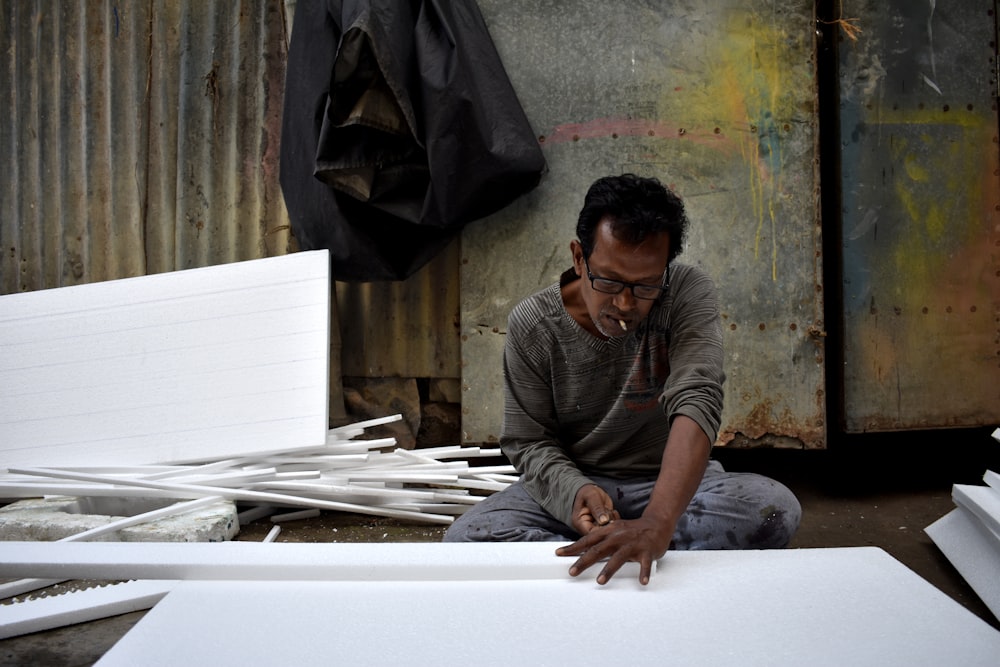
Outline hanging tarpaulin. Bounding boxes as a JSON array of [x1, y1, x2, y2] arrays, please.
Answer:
[[280, 0, 546, 281]]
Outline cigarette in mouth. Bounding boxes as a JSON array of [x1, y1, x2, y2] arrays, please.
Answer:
[[618, 319, 627, 331]]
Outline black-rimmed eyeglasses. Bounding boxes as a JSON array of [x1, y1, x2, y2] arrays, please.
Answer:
[[583, 256, 668, 300]]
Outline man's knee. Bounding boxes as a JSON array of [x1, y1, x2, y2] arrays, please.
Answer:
[[746, 481, 801, 548]]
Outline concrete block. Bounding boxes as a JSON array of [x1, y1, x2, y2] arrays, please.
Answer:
[[0, 497, 238, 543]]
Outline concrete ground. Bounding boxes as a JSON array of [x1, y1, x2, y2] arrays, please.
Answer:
[[2, 428, 999, 665]]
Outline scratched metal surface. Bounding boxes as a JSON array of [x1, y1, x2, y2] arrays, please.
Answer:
[[838, 0, 1000, 431], [0, 1, 292, 295], [462, 1, 824, 446]]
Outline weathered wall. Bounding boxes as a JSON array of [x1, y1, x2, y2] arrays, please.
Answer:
[[838, 1, 1000, 431], [462, 0, 825, 447], [0, 1, 292, 293], [10, 1, 994, 448]]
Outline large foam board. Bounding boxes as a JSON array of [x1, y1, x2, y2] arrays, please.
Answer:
[[0, 251, 330, 467], [90, 546, 1000, 667]]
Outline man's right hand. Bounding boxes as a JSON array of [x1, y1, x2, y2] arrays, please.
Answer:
[[571, 483, 620, 535]]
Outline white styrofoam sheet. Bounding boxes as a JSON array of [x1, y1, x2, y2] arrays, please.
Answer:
[[953, 484, 1000, 541], [92, 546, 1000, 667], [0, 250, 330, 467], [926, 506, 1000, 622]]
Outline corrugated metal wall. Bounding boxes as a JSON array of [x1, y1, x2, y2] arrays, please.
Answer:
[[0, 1, 461, 395], [0, 0, 292, 293]]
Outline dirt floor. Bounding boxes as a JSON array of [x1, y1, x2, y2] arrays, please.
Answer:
[[2, 428, 999, 665]]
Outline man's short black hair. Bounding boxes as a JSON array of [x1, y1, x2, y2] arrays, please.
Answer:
[[576, 174, 688, 263]]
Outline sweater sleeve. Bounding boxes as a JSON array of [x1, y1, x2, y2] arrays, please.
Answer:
[[499, 305, 591, 528], [659, 266, 725, 443]]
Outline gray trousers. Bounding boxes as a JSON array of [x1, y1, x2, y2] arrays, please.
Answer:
[[443, 461, 801, 549]]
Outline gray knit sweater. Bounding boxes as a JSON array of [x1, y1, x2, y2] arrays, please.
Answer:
[[500, 263, 725, 527]]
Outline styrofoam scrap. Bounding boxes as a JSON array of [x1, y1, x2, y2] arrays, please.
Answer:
[[952, 484, 1000, 543], [7, 467, 456, 524], [323, 437, 398, 452], [142, 459, 243, 480], [992, 427, 999, 443], [250, 481, 474, 504], [0, 413, 513, 525], [985, 470, 999, 492], [0, 580, 176, 640], [156, 469, 279, 487], [346, 473, 461, 483], [0, 579, 64, 602], [237, 505, 275, 524], [926, 507, 1000, 622], [476, 473, 520, 483], [450, 478, 509, 492], [0, 484, 201, 500], [462, 465, 518, 475], [271, 509, 321, 523], [380, 503, 472, 515], [57, 497, 226, 543], [328, 414, 403, 433]]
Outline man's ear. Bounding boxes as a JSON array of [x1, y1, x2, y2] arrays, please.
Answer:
[[569, 240, 584, 276]]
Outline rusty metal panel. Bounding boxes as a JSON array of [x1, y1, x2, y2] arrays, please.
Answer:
[[839, 1, 1000, 431], [336, 240, 461, 379], [462, 1, 824, 446], [0, 0, 292, 295]]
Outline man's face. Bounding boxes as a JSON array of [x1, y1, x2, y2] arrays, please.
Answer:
[[572, 219, 670, 339]]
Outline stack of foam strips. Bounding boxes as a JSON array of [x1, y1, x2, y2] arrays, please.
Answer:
[[0, 413, 516, 527], [925, 427, 1000, 623]]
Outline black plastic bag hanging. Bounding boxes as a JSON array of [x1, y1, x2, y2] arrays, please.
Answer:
[[280, 0, 546, 281]]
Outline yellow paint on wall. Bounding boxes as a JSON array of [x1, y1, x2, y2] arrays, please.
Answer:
[[887, 121, 989, 291], [693, 8, 803, 281]]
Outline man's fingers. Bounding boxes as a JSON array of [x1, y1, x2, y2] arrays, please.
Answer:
[[555, 531, 598, 556], [596, 551, 629, 585], [638, 556, 653, 586]]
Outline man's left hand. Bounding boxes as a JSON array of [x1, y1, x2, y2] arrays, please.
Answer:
[[555, 515, 672, 585]]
